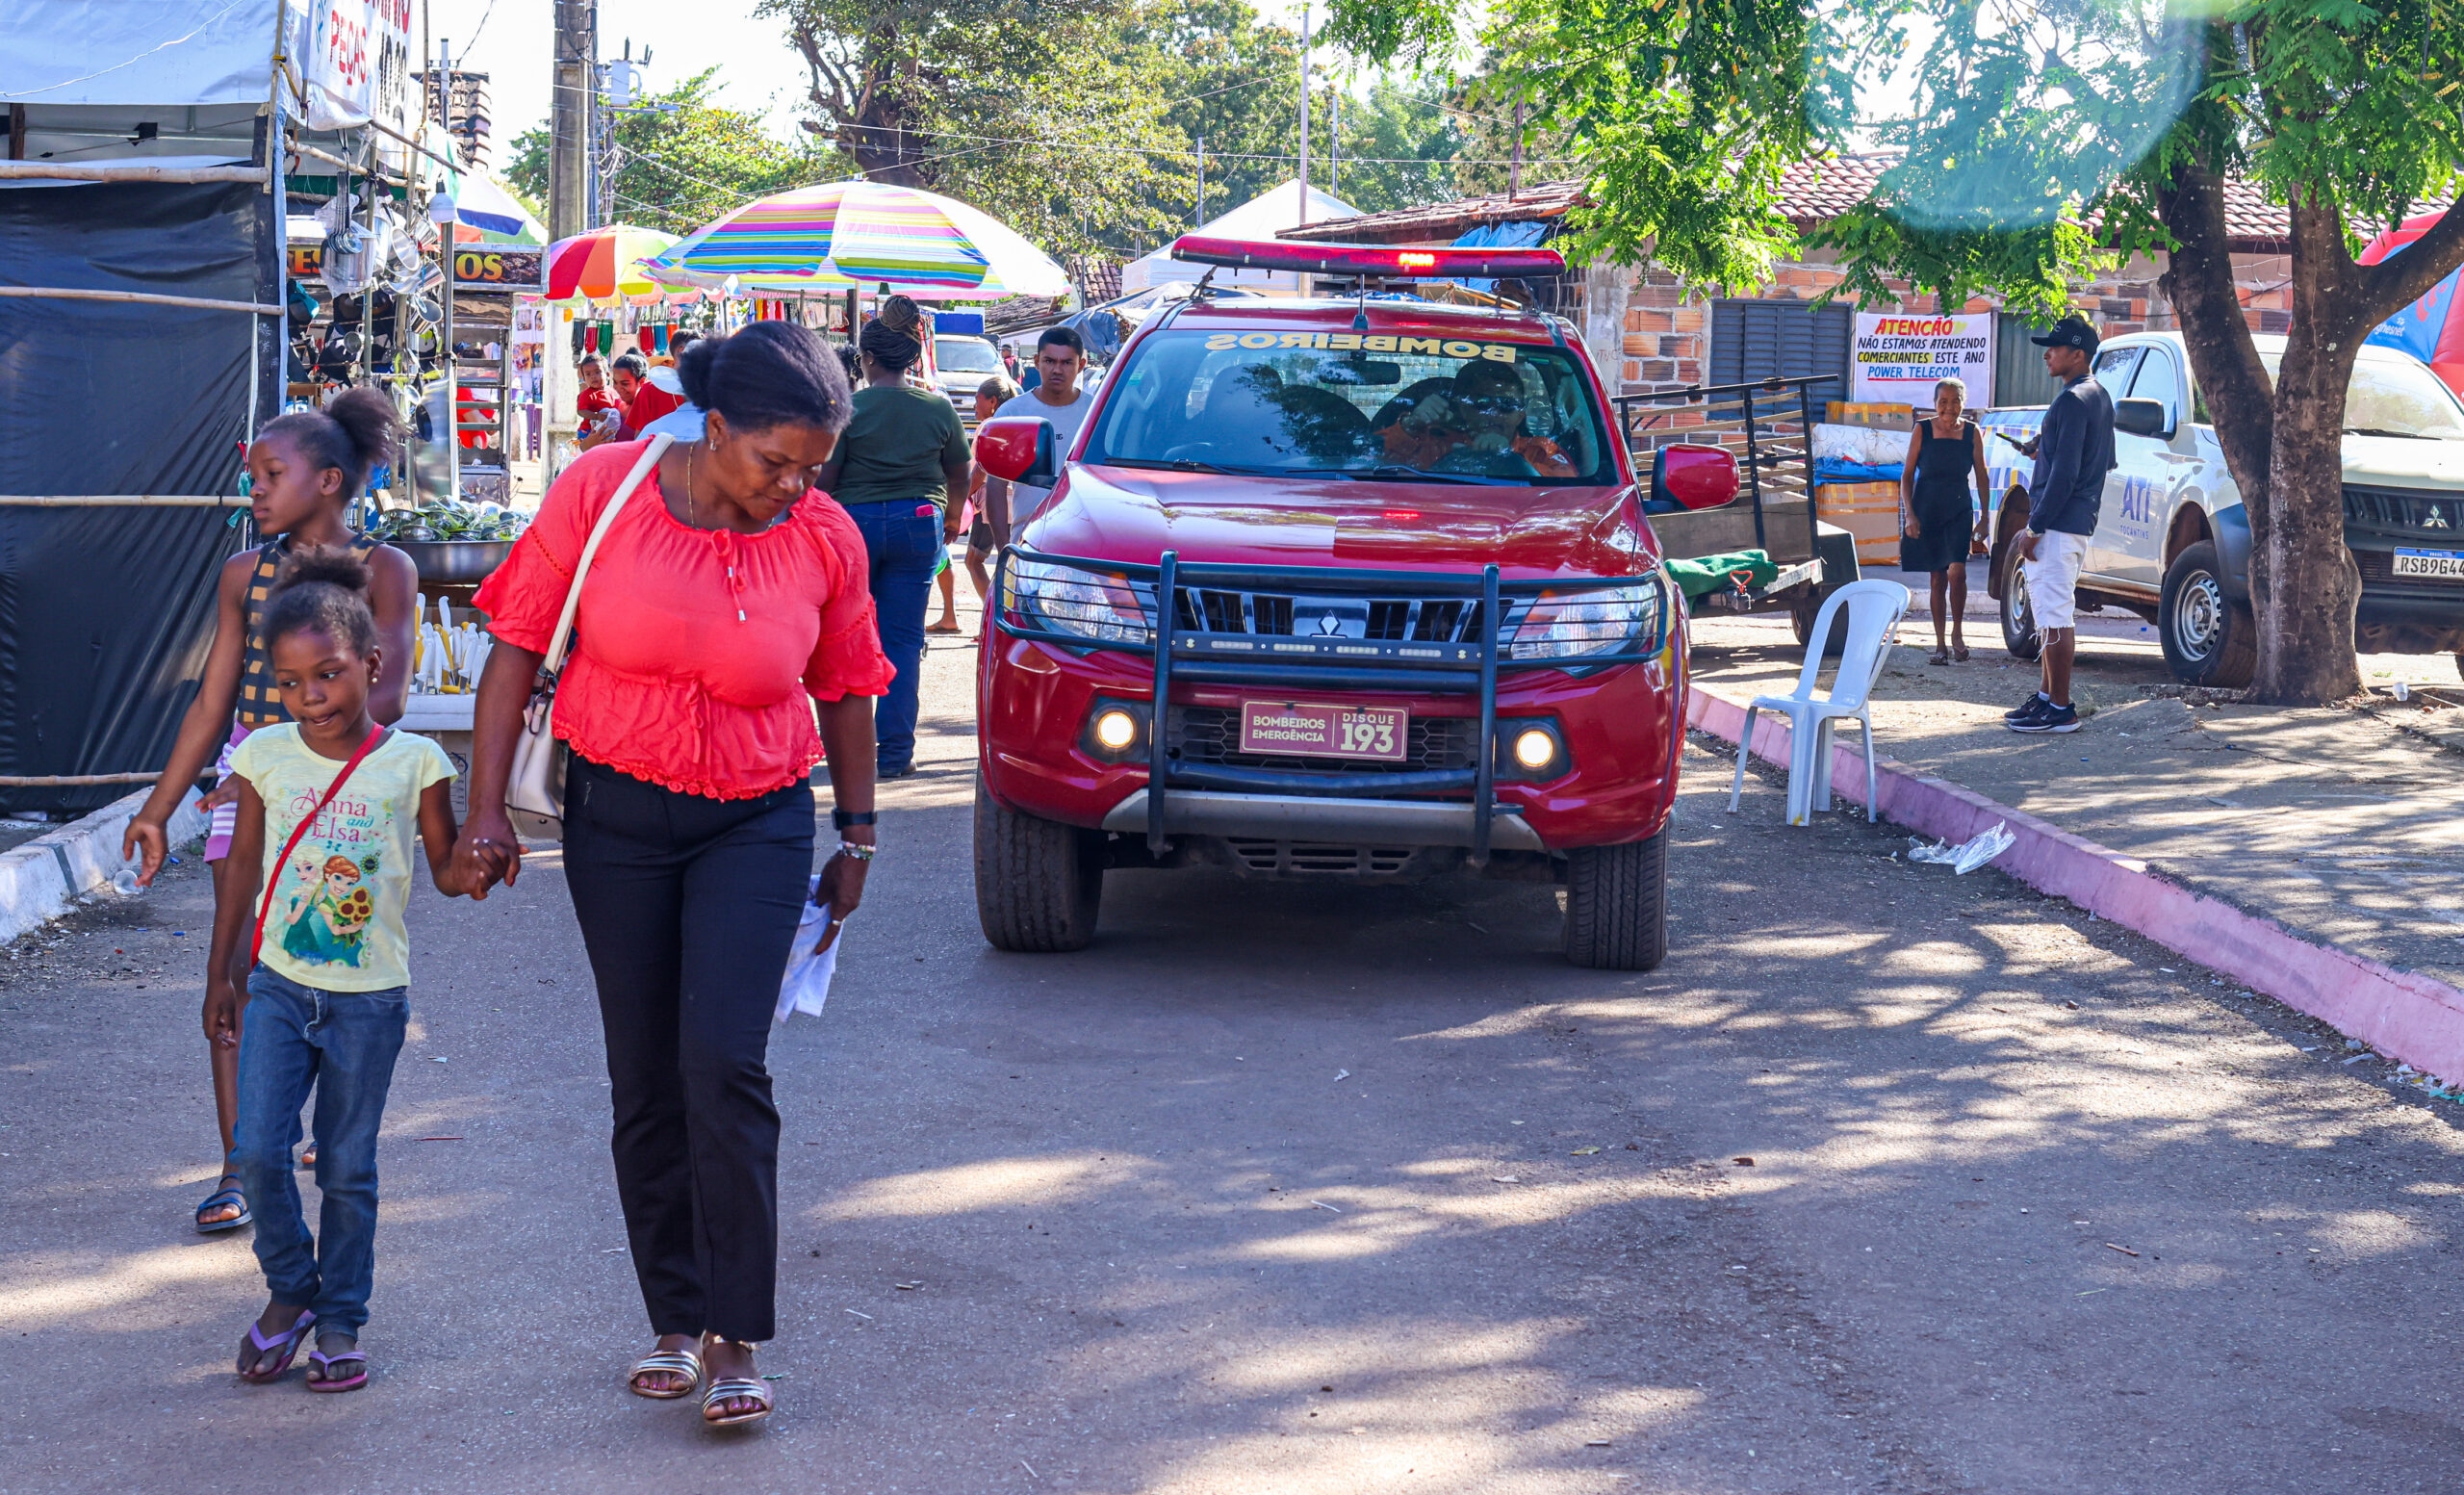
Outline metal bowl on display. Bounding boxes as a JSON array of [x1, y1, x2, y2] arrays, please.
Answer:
[[391, 539, 514, 585], [363, 498, 530, 585]]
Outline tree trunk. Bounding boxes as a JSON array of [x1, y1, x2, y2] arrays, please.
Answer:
[[2155, 160, 2272, 520], [838, 91, 927, 186], [2249, 194, 2370, 705]]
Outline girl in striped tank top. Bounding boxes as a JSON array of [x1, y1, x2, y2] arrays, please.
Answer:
[[123, 387, 421, 1235]]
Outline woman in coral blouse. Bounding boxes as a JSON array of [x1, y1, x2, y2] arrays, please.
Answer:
[[453, 322, 891, 1430]]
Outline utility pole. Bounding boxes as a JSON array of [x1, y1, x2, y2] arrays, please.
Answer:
[[1296, 3, 1312, 227], [1194, 135, 1205, 228], [1328, 83, 1340, 203], [551, 0, 595, 240], [1509, 100, 1525, 200]]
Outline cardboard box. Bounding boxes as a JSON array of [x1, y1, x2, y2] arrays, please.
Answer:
[[1826, 401, 1914, 430], [1814, 480, 1905, 567]]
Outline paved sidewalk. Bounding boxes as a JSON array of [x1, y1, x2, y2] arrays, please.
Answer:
[[1689, 593, 2464, 994]]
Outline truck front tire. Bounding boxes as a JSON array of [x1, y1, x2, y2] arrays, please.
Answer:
[[2159, 541, 2256, 688], [1997, 542, 2042, 661], [974, 775, 1103, 952], [1562, 828, 1670, 971]]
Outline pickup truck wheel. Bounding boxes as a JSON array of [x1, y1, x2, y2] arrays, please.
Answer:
[[1997, 542, 2042, 661], [1562, 829, 1670, 971], [973, 775, 1102, 952], [1790, 591, 1847, 657], [2159, 541, 2256, 688]]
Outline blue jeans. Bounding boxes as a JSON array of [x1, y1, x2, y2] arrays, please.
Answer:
[[232, 965, 408, 1334], [847, 500, 940, 771]]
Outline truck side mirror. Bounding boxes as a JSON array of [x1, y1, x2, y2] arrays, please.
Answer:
[[2115, 398, 2173, 440], [1649, 444, 1739, 512], [975, 416, 1057, 486]]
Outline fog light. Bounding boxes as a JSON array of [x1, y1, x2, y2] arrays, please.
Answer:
[[1512, 727, 1557, 771], [1092, 708, 1140, 752]]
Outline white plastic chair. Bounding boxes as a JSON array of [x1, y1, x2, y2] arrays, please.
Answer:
[[1726, 579, 1912, 826]]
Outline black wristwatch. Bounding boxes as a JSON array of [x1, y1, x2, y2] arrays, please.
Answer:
[[832, 808, 878, 831]]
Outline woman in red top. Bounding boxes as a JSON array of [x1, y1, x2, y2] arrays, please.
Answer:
[[455, 322, 891, 1429]]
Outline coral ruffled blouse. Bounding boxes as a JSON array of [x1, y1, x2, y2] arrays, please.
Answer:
[[474, 440, 894, 800]]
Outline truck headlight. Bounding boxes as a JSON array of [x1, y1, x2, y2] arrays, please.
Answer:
[[1506, 579, 1665, 661], [1004, 557, 1156, 646]]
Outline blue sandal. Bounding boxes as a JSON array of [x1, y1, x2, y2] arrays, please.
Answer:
[[194, 1175, 250, 1234]]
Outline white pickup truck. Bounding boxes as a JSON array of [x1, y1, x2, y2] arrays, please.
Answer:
[[1986, 331, 2464, 684]]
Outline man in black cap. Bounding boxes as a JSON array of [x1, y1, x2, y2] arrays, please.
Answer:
[[2004, 312, 2115, 734]]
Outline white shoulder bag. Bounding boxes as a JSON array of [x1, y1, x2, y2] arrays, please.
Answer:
[[505, 435, 673, 839]]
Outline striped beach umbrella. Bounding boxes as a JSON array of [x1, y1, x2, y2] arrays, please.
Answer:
[[644, 179, 1068, 300], [547, 224, 680, 301]]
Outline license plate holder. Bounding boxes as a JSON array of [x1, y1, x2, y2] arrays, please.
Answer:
[[1239, 700, 1408, 761], [2393, 548, 2464, 580]]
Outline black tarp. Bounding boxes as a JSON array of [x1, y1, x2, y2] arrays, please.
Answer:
[[0, 178, 262, 812]]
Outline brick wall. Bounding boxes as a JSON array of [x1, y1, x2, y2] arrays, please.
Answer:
[[1576, 250, 2297, 400]]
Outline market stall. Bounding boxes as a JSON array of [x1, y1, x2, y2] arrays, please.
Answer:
[[0, 2, 431, 812]]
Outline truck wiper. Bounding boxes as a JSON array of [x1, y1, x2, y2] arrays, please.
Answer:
[[2344, 426, 2436, 440], [1109, 456, 1245, 475], [1287, 465, 1515, 486]]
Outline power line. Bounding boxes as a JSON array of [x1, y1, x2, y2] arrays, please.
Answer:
[[827, 119, 1574, 167]]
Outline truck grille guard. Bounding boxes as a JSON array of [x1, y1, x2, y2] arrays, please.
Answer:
[[991, 549, 1670, 864]]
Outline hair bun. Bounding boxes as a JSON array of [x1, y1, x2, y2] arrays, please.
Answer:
[[321, 386, 401, 472], [274, 544, 372, 596]]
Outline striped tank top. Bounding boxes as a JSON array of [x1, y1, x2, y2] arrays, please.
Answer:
[[236, 534, 374, 727]]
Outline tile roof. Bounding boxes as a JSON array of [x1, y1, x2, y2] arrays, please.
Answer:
[[1283, 154, 2300, 253]]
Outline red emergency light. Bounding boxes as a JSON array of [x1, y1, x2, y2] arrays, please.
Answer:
[[1168, 235, 1568, 281]]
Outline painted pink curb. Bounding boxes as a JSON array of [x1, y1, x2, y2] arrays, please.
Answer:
[[1687, 683, 2464, 1084]]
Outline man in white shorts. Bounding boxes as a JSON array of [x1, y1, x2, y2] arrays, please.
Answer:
[[2004, 314, 2115, 735]]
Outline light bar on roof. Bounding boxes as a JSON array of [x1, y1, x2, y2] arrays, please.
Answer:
[[1169, 235, 1568, 280]]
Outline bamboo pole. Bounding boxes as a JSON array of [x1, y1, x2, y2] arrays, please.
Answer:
[[0, 286, 282, 316], [0, 160, 267, 185], [0, 496, 244, 506]]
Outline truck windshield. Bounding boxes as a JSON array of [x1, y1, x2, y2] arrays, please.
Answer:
[[2258, 352, 2464, 440], [1081, 329, 1617, 484], [936, 336, 1002, 374]]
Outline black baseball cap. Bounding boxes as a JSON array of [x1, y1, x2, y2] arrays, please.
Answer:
[[2031, 313, 2100, 353]]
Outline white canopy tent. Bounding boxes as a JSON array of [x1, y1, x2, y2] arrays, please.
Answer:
[[1122, 180, 1363, 296]]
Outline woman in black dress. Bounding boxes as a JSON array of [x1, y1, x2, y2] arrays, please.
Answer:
[[1898, 376, 1993, 663]]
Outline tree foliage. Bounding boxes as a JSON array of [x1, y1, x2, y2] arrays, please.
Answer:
[[1327, 0, 2464, 704], [502, 67, 831, 236], [758, 0, 1183, 258]]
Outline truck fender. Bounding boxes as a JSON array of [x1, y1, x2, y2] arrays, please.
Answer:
[[2209, 503, 2253, 603], [1985, 484, 2032, 601]]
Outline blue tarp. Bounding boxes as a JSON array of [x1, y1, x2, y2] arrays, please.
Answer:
[[1448, 220, 1549, 295], [1813, 458, 1903, 483]]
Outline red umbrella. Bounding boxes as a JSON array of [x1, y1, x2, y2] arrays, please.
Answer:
[[2361, 210, 2464, 396], [546, 224, 678, 301]]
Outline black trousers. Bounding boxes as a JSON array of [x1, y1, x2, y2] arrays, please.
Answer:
[[564, 754, 813, 1343]]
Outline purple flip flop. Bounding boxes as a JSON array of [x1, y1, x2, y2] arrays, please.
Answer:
[[307, 1346, 368, 1393], [237, 1309, 315, 1383]]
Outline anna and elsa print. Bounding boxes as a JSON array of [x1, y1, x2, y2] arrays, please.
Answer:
[[276, 851, 380, 967]]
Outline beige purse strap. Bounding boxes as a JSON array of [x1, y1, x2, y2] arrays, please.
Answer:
[[541, 434, 672, 678]]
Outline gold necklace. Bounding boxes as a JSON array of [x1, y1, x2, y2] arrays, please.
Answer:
[[684, 442, 699, 528]]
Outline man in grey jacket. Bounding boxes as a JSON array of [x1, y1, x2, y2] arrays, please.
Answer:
[[2005, 314, 2116, 734]]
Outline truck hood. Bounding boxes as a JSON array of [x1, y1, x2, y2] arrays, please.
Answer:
[[1019, 463, 1656, 579], [2340, 433, 2464, 490]]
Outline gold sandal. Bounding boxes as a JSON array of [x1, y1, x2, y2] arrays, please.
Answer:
[[627, 1345, 703, 1399], [701, 1339, 774, 1427]]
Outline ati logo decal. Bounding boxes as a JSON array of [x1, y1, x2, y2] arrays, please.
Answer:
[[2117, 477, 2156, 525]]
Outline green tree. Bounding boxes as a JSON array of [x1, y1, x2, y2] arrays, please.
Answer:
[[758, 0, 1181, 258], [503, 67, 830, 235], [1328, 0, 2464, 705]]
